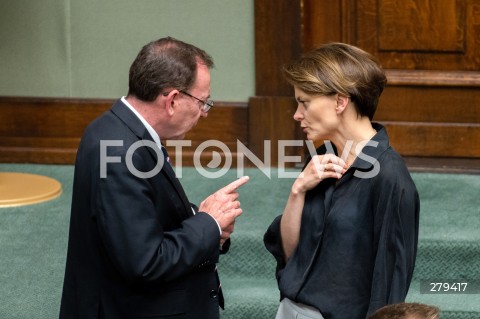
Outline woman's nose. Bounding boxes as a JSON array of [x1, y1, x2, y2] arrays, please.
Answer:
[[293, 107, 303, 121]]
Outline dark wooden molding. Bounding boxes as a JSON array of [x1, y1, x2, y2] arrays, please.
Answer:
[[0, 96, 247, 164], [385, 70, 480, 87]]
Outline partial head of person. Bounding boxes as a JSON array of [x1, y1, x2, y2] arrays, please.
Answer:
[[369, 302, 440, 319], [283, 43, 387, 136], [127, 36, 215, 139]]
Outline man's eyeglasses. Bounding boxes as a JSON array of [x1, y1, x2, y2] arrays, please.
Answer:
[[179, 90, 214, 113]]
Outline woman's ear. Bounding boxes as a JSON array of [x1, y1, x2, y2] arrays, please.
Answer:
[[335, 94, 350, 114]]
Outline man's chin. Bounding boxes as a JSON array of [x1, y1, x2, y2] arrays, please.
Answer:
[[168, 134, 186, 140]]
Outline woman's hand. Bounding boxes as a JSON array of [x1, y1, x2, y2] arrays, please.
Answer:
[[281, 154, 346, 260], [292, 154, 347, 194]]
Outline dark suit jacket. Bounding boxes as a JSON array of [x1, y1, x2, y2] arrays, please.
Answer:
[[60, 99, 224, 319]]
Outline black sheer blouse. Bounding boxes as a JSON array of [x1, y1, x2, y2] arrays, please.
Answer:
[[264, 123, 420, 319]]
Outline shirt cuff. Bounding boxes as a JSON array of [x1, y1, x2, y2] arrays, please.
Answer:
[[210, 215, 222, 236]]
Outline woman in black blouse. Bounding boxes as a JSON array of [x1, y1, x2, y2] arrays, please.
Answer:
[[264, 43, 420, 319]]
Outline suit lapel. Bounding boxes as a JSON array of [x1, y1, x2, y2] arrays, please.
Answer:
[[110, 100, 193, 220]]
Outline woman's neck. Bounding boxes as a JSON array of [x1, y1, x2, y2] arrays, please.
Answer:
[[330, 118, 377, 168]]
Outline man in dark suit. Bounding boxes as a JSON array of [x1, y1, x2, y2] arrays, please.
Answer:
[[60, 37, 249, 319]]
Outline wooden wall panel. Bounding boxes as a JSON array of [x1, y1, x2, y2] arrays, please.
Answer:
[[303, 0, 342, 49], [254, 0, 302, 96], [382, 122, 480, 157], [0, 97, 110, 163], [357, 0, 480, 71], [249, 0, 304, 164], [297, 0, 480, 159], [303, 0, 358, 50], [378, 0, 465, 52], [0, 98, 111, 138], [376, 85, 480, 123], [0, 97, 247, 165], [249, 96, 300, 166]]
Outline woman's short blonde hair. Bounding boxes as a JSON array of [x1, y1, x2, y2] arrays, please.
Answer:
[[283, 43, 387, 120]]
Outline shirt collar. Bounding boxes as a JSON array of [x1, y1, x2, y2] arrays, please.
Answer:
[[121, 96, 162, 149], [314, 122, 390, 171], [349, 122, 389, 171]]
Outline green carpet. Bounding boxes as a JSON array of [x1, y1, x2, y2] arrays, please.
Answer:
[[0, 164, 479, 318]]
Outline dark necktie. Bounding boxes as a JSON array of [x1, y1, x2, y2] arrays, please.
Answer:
[[161, 146, 171, 165]]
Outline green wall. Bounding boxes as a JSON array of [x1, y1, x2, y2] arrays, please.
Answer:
[[0, 0, 255, 102]]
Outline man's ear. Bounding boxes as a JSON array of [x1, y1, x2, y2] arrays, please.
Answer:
[[335, 94, 350, 114], [162, 90, 179, 116]]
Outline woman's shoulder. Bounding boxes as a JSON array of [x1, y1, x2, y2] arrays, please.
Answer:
[[373, 146, 417, 190]]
